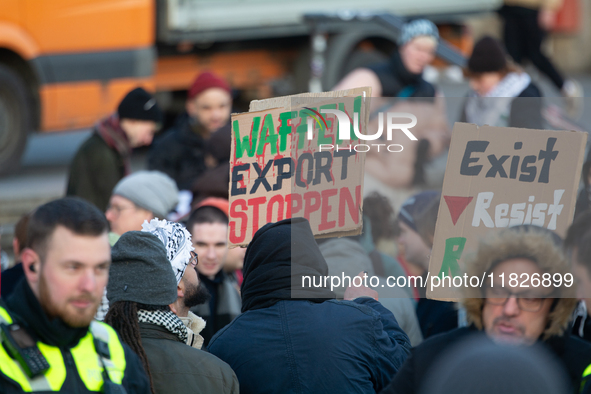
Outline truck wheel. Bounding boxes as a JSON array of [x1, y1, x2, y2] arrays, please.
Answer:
[[323, 31, 396, 90], [0, 64, 30, 175], [340, 49, 389, 79]]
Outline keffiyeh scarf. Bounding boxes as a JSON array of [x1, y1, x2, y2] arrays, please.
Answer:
[[465, 72, 531, 127], [142, 218, 195, 284], [137, 309, 188, 343]]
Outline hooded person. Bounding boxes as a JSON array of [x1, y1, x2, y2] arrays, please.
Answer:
[[105, 231, 238, 394], [382, 226, 591, 394], [461, 36, 543, 129], [208, 218, 411, 394]]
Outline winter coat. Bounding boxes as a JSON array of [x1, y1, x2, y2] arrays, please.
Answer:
[[416, 298, 459, 339], [0, 279, 150, 394], [381, 326, 591, 394], [209, 298, 411, 394], [369, 51, 436, 99], [319, 237, 423, 346], [190, 271, 241, 347], [148, 114, 231, 191], [572, 301, 591, 343], [461, 80, 543, 129], [66, 132, 127, 212], [139, 323, 238, 394], [208, 218, 411, 394]]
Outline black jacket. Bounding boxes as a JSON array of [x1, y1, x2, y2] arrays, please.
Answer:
[[368, 51, 436, 99], [416, 298, 458, 339], [381, 326, 591, 394], [209, 218, 411, 394], [0, 262, 23, 300], [139, 323, 238, 394], [460, 82, 543, 129], [148, 114, 231, 190], [0, 280, 150, 393]]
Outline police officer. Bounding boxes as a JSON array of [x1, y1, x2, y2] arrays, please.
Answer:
[[0, 197, 150, 393]]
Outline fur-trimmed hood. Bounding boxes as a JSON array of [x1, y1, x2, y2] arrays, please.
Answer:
[[462, 227, 576, 340]]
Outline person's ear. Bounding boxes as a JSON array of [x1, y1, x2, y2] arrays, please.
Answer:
[[185, 99, 196, 118], [177, 277, 185, 298], [21, 248, 40, 285]]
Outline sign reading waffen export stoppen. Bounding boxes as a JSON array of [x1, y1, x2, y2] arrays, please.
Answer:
[[428, 122, 586, 300], [228, 88, 371, 247]]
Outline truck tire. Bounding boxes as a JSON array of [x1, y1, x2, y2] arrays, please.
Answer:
[[340, 49, 389, 79], [322, 30, 396, 90], [0, 64, 30, 175]]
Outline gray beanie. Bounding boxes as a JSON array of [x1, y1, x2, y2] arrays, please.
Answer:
[[398, 19, 439, 46], [108, 231, 177, 305], [112, 171, 179, 219]]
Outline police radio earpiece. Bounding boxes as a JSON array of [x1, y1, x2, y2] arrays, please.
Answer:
[[29, 265, 36, 273]]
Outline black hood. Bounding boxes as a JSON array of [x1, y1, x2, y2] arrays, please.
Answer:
[[240, 218, 336, 312]]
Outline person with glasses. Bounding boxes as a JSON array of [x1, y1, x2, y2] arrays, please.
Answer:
[[105, 219, 238, 394], [382, 226, 591, 394], [141, 218, 212, 349], [105, 171, 179, 236]]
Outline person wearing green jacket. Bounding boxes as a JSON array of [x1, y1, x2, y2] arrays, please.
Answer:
[[66, 87, 163, 212]]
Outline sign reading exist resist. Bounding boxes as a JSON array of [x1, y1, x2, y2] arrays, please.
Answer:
[[428, 123, 586, 300]]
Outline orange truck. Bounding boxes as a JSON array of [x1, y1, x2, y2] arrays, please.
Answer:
[[0, 0, 500, 173]]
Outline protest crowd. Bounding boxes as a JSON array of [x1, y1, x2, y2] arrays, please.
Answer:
[[2, 12, 591, 394]]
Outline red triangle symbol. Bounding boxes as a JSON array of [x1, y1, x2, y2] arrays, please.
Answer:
[[444, 196, 474, 226]]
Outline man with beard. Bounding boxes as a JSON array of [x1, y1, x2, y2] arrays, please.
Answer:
[[105, 223, 238, 394], [0, 197, 150, 393], [141, 218, 211, 348], [382, 226, 591, 394]]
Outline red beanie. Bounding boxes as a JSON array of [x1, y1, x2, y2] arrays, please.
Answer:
[[195, 197, 229, 217], [187, 72, 231, 100]]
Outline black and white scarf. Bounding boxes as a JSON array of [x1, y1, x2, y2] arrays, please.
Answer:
[[137, 309, 188, 343], [465, 72, 531, 127]]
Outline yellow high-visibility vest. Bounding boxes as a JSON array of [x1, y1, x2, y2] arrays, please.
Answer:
[[581, 363, 591, 393], [0, 306, 126, 392]]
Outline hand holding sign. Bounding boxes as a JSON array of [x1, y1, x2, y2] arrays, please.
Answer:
[[344, 272, 379, 301]]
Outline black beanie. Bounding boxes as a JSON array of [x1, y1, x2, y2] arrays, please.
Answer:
[[117, 87, 163, 124], [467, 36, 507, 74]]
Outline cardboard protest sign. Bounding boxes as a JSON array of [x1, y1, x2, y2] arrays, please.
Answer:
[[228, 88, 371, 247], [428, 122, 587, 300]]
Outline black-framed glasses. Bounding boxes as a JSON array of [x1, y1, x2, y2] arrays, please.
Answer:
[[189, 251, 198, 268], [484, 287, 552, 312]]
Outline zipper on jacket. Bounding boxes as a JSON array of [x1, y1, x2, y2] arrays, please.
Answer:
[[62, 348, 81, 394]]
